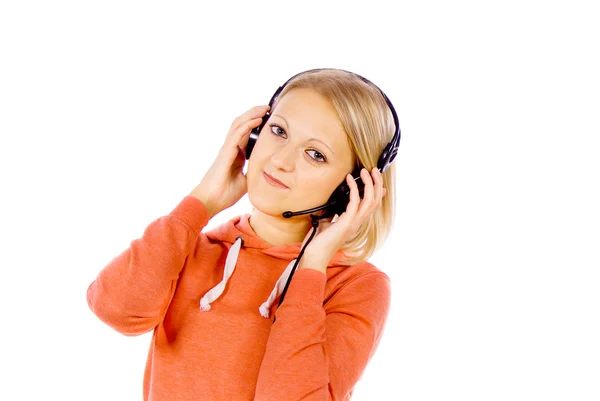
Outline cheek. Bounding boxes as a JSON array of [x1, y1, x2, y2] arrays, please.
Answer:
[[247, 139, 268, 169], [248, 135, 271, 165], [254, 128, 273, 150], [299, 174, 340, 197], [246, 160, 261, 186]]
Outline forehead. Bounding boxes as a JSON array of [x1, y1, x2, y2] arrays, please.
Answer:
[[272, 88, 350, 153]]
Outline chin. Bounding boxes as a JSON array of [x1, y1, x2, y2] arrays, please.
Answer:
[[247, 187, 287, 216], [248, 189, 312, 219], [247, 170, 324, 218]]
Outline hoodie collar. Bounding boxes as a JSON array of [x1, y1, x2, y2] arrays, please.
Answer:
[[205, 213, 347, 265], [200, 213, 347, 318]]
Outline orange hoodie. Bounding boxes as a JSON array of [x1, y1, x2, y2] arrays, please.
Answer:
[[87, 195, 392, 401]]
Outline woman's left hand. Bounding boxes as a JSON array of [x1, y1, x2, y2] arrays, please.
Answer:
[[300, 167, 387, 271]]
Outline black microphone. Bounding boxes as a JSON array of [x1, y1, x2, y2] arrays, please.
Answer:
[[282, 201, 335, 218], [282, 174, 365, 219]]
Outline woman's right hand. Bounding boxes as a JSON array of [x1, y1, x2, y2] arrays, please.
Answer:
[[189, 105, 270, 218]]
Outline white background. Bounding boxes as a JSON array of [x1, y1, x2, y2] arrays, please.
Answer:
[[1, 1, 598, 400]]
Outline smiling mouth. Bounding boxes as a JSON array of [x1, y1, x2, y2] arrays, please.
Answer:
[[263, 172, 289, 189]]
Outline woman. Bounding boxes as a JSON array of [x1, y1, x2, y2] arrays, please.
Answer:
[[87, 68, 400, 401]]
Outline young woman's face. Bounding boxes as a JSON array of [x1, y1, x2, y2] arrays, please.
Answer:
[[247, 87, 355, 218]]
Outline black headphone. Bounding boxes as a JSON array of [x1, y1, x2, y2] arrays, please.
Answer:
[[245, 68, 401, 322], [245, 68, 401, 221]]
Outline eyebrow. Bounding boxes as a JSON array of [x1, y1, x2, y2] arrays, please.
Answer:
[[271, 113, 335, 155]]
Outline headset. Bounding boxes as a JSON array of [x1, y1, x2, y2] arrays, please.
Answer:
[[244, 68, 401, 322], [246, 68, 401, 220]]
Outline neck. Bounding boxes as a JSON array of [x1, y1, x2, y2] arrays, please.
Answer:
[[249, 209, 313, 246]]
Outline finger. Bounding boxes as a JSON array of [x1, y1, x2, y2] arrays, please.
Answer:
[[230, 105, 270, 132], [345, 173, 360, 216], [231, 105, 270, 129], [359, 168, 374, 213], [225, 116, 264, 154], [372, 167, 384, 205]]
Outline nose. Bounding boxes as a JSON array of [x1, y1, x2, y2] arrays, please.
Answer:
[[270, 142, 295, 171]]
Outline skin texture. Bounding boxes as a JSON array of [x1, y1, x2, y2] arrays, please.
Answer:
[[246, 88, 386, 272]]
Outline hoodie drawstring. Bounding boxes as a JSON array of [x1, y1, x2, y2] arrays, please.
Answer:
[[199, 235, 244, 312], [199, 235, 296, 319], [259, 259, 296, 318]]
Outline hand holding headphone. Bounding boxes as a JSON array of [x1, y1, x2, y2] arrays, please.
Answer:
[[188, 105, 270, 218]]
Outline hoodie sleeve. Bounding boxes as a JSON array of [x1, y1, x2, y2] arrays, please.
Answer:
[[254, 267, 392, 401], [86, 195, 210, 336]]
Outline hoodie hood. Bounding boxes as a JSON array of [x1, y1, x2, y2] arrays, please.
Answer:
[[199, 213, 347, 318]]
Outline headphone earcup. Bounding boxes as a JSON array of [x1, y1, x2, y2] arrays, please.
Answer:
[[320, 171, 365, 219], [245, 127, 259, 160], [245, 114, 269, 160]]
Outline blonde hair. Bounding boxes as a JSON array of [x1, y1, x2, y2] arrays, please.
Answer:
[[272, 69, 398, 266]]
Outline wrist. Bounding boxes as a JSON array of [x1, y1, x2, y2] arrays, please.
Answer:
[[188, 191, 217, 219], [299, 253, 328, 272]]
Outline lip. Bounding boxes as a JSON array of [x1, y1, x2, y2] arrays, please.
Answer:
[[263, 171, 289, 189]]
